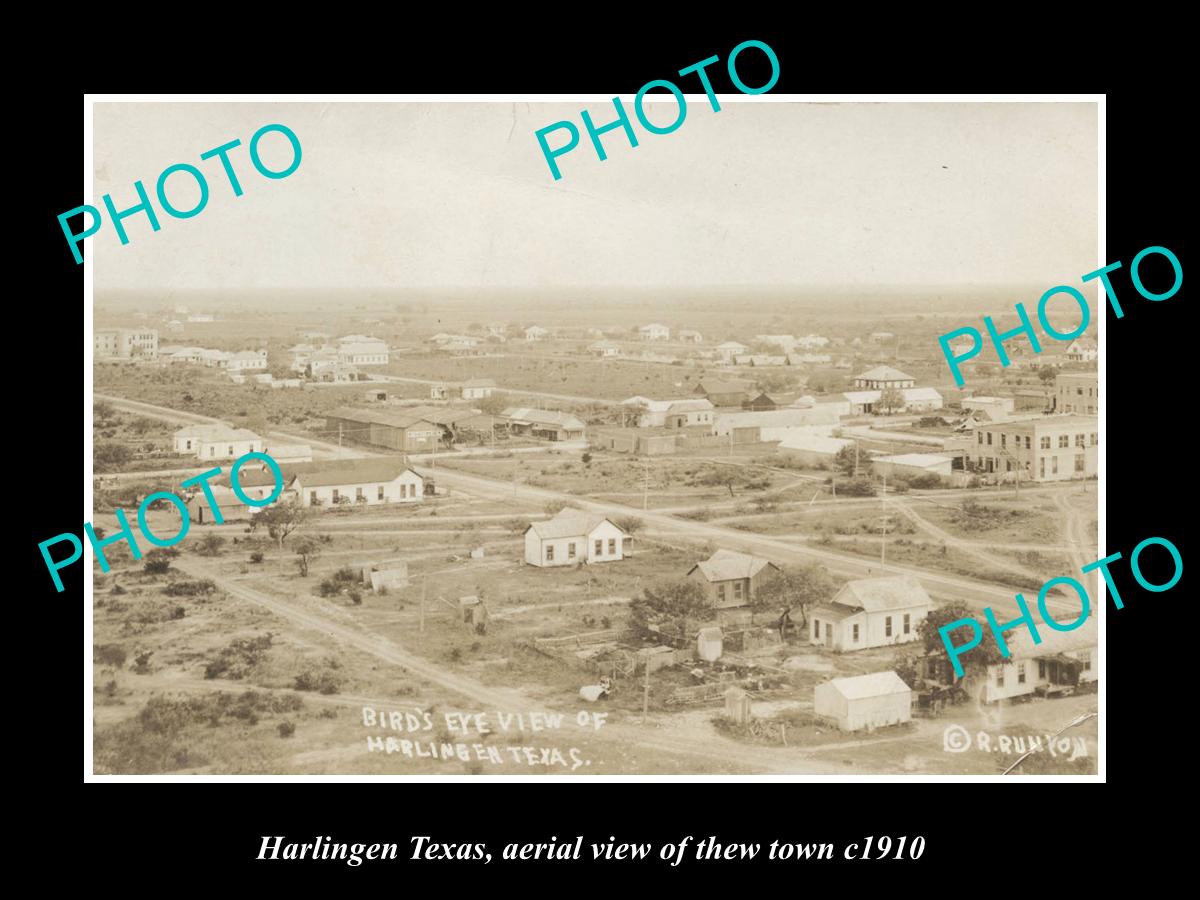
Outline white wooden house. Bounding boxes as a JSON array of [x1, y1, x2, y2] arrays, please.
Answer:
[[524, 511, 628, 567]]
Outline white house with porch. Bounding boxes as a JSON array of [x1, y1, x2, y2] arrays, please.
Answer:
[[523, 511, 628, 567]]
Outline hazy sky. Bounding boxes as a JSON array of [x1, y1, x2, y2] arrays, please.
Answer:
[[93, 101, 1097, 293]]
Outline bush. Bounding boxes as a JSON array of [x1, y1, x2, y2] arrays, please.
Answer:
[[204, 634, 274, 680], [278, 720, 296, 738], [836, 477, 877, 497], [294, 668, 341, 695], [143, 557, 172, 576], [163, 578, 216, 597], [249, 552, 264, 564], [196, 534, 226, 556], [95, 644, 127, 668]]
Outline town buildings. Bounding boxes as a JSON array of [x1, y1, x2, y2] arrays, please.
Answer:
[[967, 413, 1098, 482], [694, 378, 755, 408], [814, 671, 913, 731], [95, 328, 159, 360], [1055, 372, 1098, 415], [460, 378, 496, 400], [173, 424, 264, 460], [974, 616, 1096, 703], [622, 397, 715, 429], [232, 458, 426, 508], [523, 511, 628, 567], [336, 335, 390, 366], [501, 408, 586, 442], [686, 549, 780, 609], [324, 408, 440, 453], [852, 366, 916, 390], [808, 576, 933, 652], [638, 323, 670, 341]]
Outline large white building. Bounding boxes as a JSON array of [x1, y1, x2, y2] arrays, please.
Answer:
[[233, 458, 425, 508], [523, 511, 628, 567], [94, 328, 159, 360], [638, 323, 670, 342]]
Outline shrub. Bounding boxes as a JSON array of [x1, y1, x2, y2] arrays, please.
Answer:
[[133, 651, 153, 673], [249, 552, 264, 564], [204, 634, 274, 680], [836, 477, 877, 497], [196, 534, 226, 556], [294, 668, 341, 695], [278, 720, 296, 738], [111, 584, 128, 596], [95, 644, 127, 668], [163, 578, 216, 597], [143, 557, 172, 576]]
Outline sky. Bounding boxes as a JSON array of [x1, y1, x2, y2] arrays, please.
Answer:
[[93, 101, 1098, 294]]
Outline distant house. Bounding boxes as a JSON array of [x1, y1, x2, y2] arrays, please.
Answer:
[[591, 427, 680, 456], [502, 407, 586, 442], [961, 396, 1014, 420], [235, 457, 426, 508], [976, 616, 1096, 703], [714, 341, 748, 363], [227, 350, 268, 373], [869, 332, 895, 344], [524, 511, 628, 567], [263, 443, 313, 463], [460, 378, 496, 400], [524, 325, 549, 342], [364, 389, 389, 402], [694, 378, 755, 409], [678, 329, 703, 343], [787, 353, 831, 365], [1065, 338, 1098, 363], [638, 323, 670, 342], [809, 576, 934, 652], [744, 392, 806, 411], [853, 366, 915, 390], [200, 348, 232, 368], [622, 397, 714, 429], [795, 334, 829, 350], [814, 671, 913, 732], [173, 424, 263, 460], [185, 485, 254, 524], [589, 340, 620, 358], [843, 387, 943, 415], [754, 334, 796, 351], [714, 405, 842, 439], [337, 335, 389, 366], [776, 433, 854, 466], [686, 549, 781, 609], [430, 384, 449, 401]]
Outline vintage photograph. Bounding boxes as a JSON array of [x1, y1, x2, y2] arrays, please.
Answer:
[[88, 99, 1100, 776]]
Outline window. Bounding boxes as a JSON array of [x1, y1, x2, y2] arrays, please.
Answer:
[[1017, 663, 1026, 684], [210, 447, 216, 457], [733, 581, 745, 602], [852, 624, 859, 642], [1038, 660, 1046, 679], [310, 491, 318, 505], [332, 489, 340, 502], [1080, 651, 1092, 672], [1024, 436, 1031, 449], [546, 544, 554, 561], [1000, 433, 1006, 448], [1039, 458, 1046, 478], [356, 487, 364, 500], [378, 486, 385, 500], [885, 616, 893, 637], [608, 538, 616, 554], [997, 667, 1005, 688], [185, 440, 192, 450], [1058, 435, 1069, 448], [1040, 436, 1051, 449], [1075, 434, 1085, 447], [903, 613, 911, 634], [1075, 454, 1086, 472], [1052, 457, 1059, 475], [977, 432, 983, 445], [1090, 433, 1098, 446], [986, 432, 992, 445], [568, 542, 577, 559], [717, 584, 727, 603], [594, 539, 603, 556], [228, 445, 234, 456], [813, 621, 821, 640]]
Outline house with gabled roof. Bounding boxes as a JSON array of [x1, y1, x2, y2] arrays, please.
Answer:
[[502, 407, 586, 441], [976, 615, 1096, 703], [809, 575, 933, 651], [852, 366, 916, 390], [230, 457, 426, 508], [686, 549, 781, 609], [523, 510, 628, 567]]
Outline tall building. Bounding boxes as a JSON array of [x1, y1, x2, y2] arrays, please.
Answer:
[[94, 328, 159, 360], [968, 414, 1098, 482], [1055, 372, 1098, 415]]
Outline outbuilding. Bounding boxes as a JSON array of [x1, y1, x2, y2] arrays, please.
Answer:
[[814, 671, 913, 732]]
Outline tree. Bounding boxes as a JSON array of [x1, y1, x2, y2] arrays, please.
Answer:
[[1037, 365, 1058, 385], [833, 444, 858, 477], [196, 534, 225, 556], [877, 386, 905, 415], [95, 442, 133, 472], [142, 548, 176, 575], [919, 603, 1007, 689], [293, 538, 320, 577], [750, 564, 837, 629], [249, 505, 309, 551], [613, 516, 643, 536], [628, 580, 714, 645]]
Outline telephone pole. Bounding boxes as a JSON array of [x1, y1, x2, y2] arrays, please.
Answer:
[[880, 470, 888, 567], [420, 576, 426, 633]]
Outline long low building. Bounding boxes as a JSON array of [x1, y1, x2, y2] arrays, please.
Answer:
[[843, 387, 943, 415], [776, 432, 854, 466], [871, 453, 955, 480], [325, 407, 439, 452], [714, 405, 842, 439], [174, 424, 264, 460], [229, 457, 427, 508], [502, 408, 586, 441], [967, 413, 1098, 482]]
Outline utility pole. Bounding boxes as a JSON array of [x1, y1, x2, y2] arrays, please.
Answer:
[[854, 440, 860, 478], [642, 459, 649, 510], [880, 470, 887, 567], [420, 576, 426, 633]]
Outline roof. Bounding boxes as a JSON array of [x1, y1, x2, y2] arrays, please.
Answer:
[[501, 408, 586, 429], [175, 424, 261, 442], [231, 457, 422, 489], [809, 602, 863, 622], [688, 549, 777, 582], [874, 453, 954, 469], [696, 378, 754, 394], [1003, 615, 1096, 661], [716, 341, 748, 350], [667, 399, 713, 413], [833, 576, 933, 612], [855, 366, 915, 382], [325, 407, 437, 429], [403, 405, 480, 427], [822, 671, 911, 700], [526, 509, 622, 540]]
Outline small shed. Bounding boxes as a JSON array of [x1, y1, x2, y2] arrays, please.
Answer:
[[459, 595, 489, 629], [358, 558, 408, 586], [636, 645, 679, 675], [813, 670, 912, 732], [724, 686, 752, 724], [697, 626, 723, 662]]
